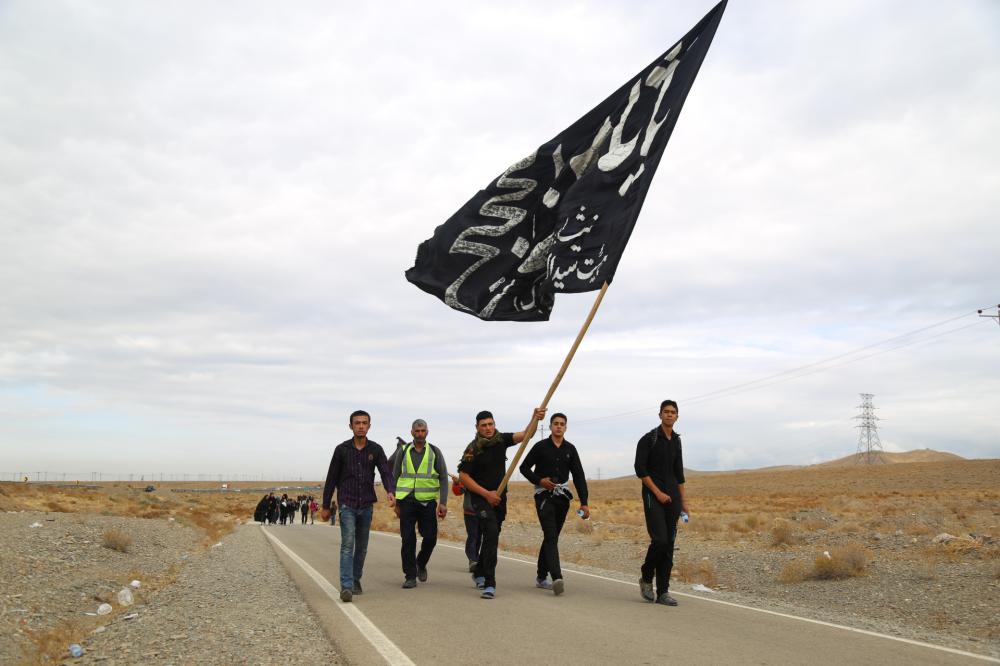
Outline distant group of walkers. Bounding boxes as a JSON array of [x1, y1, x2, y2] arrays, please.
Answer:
[[254, 493, 320, 526], [315, 400, 686, 607]]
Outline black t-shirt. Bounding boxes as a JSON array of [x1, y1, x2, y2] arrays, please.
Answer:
[[457, 433, 516, 493], [634, 427, 685, 498]]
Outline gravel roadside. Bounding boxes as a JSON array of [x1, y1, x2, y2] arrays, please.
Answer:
[[0, 512, 340, 665], [78, 522, 341, 665]]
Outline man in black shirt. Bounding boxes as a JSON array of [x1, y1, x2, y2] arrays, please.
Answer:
[[634, 399, 688, 606], [458, 406, 546, 600], [519, 412, 589, 596]]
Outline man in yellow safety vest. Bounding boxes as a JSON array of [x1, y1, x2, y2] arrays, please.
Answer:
[[391, 419, 449, 589]]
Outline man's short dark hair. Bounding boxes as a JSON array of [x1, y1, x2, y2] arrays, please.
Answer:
[[349, 409, 371, 424], [550, 412, 567, 424], [475, 410, 494, 424], [660, 400, 678, 412]]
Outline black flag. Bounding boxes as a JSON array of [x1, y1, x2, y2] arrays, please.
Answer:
[[406, 1, 727, 321]]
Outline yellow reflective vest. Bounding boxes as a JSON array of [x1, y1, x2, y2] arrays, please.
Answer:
[[395, 443, 439, 501]]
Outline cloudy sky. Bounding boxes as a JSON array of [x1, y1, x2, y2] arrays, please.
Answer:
[[2, 0, 998, 481]]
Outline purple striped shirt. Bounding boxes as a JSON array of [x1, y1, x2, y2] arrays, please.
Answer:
[[322, 438, 395, 510]]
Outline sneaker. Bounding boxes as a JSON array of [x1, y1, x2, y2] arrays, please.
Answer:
[[353, 581, 363, 595], [402, 578, 417, 589], [340, 588, 353, 603], [417, 566, 428, 582], [535, 577, 553, 590], [656, 593, 678, 606], [480, 586, 495, 599], [552, 579, 564, 596], [639, 577, 654, 602], [468, 560, 477, 573], [473, 575, 486, 590]]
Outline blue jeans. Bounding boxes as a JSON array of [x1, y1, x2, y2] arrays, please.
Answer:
[[339, 505, 373, 590]]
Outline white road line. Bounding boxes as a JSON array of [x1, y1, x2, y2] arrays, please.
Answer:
[[262, 528, 415, 666], [374, 531, 999, 664]]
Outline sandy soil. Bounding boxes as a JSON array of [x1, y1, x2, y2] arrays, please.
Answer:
[[2, 458, 997, 662]]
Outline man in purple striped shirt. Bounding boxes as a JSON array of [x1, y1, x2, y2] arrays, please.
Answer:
[[320, 409, 396, 602]]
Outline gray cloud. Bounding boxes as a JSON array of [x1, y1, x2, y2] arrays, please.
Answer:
[[1, 0, 997, 478]]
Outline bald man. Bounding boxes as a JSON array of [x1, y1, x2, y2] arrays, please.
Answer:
[[390, 419, 449, 588]]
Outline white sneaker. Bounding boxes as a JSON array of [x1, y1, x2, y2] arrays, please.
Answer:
[[536, 577, 553, 590]]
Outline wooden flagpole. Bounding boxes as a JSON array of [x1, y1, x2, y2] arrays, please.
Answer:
[[496, 281, 610, 495]]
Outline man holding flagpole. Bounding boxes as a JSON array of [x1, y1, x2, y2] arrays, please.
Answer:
[[459, 407, 547, 599]]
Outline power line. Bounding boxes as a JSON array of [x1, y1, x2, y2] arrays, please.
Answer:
[[575, 306, 992, 424]]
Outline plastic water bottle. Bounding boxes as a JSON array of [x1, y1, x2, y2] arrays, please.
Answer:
[[69, 644, 84, 658], [680, 511, 689, 523]]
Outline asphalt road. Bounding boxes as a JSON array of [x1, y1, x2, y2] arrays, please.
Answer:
[[263, 524, 996, 666]]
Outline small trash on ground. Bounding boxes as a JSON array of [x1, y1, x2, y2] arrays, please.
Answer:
[[129, 580, 141, 589], [932, 533, 957, 544], [692, 583, 715, 593], [117, 588, 134, 606], [29, 522, 42, 528], [92, 626, 106, 634], [68, 644, 84, 658], [96, 603, 112, 615], [211, 542, 222, 548], [123, 612, 139, 620]]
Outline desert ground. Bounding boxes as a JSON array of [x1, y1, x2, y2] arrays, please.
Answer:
[[2, 453, 997, 663]]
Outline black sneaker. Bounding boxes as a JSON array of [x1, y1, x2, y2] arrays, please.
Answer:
[[353, 581, 363, 595], [417, 566, 428, 582], [639, 577, 654, 602], [656, 593, 678, 606], [402, 578, 417, 589], [340, 588, 352, 603]]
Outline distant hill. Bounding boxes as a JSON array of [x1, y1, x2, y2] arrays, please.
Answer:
[[815, 448, 965, 467], [675, 448, 966, 476]]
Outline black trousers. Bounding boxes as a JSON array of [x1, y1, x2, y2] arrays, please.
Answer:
[[463, 513, 482, 563], [399, 499, 438, 579], [640, 488, 680, 596], [473, 499, 506, 588], [534, 493, 570, 581]]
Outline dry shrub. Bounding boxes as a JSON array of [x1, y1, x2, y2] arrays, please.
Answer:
[[183, 506, 239, 544], [812, 543, 868, 579], [102, 528, 133, 553], [801, 519, 826, 532], [697, 559, 718, 587], [744, 514, 762, 531], [778, 559, 809, 583], [689, 515, 722, 534], [727, 520, 749, 534], [914, 560, 938, 581], [675, 557, 718, 587], [770, 520, 797, 547], [23, 618, 83, 665], [834, 521, 861, 535]]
